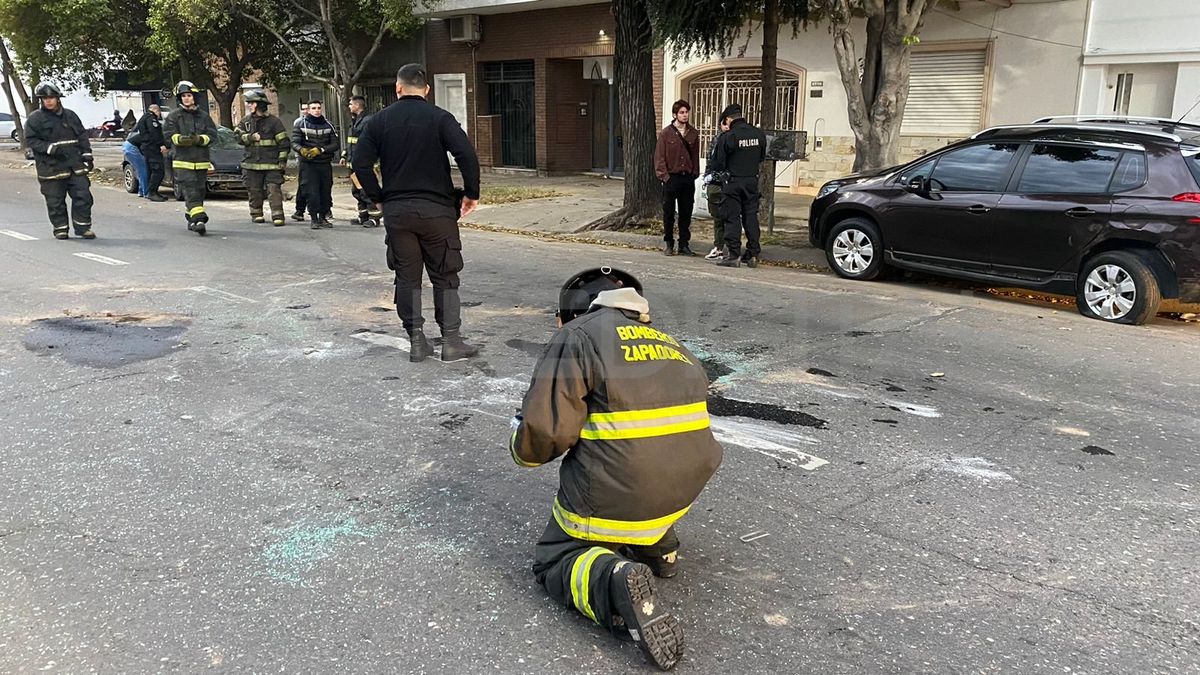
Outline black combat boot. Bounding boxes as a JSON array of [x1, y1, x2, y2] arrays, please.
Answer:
[[408, 330, 435, 363], [440, 332, 480, 363], [610, 561, 683, 671]]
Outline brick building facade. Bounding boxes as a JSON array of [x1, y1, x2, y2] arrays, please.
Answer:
[[424, 1, 663, 175]]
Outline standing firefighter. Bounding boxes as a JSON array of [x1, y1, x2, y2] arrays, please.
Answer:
[[23, 82, 96, 239], [509, 267, 723, 671], [342, 96, 381, 227], [236, 90, 291, 226], [164, 81, 219, 236], [292, 100, 340, 229]]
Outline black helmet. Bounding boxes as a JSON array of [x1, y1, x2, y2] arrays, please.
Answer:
[[175, 80, 199, 96], [558, 267, 643, 324], [34, 82, 63, 98], [244, 90, 269, 104]]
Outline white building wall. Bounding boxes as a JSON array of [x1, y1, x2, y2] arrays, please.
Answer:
[[663, 0, 1087, 191]]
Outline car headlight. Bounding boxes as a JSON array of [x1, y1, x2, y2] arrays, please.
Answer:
[[817, 183, 839, 199]]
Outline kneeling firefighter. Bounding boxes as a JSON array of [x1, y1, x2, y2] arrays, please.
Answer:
[[236, 90, 291, 226], [509, 267, 723, 671], [164, 80, 219, 235]]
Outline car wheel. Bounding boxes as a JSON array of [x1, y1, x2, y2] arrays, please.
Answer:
[[826, 218, 887, 281], [123, 163, 138, 194], [1076, 251, 1162, 325], [9, 129, 17, 141]]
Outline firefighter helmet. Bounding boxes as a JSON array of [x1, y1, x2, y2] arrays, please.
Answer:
[[34, 82, 64, 98], [175, 80, 200, 96], [558, 267, 643, 324], [244, 90, 269, 104]]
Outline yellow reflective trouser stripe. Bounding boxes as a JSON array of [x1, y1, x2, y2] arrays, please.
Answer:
[[580, 401, 710, 441], [570, 547, 614, 623], [553, 498, 689, 546], [243, 163, 281, 170], [187, 206, 206, 217], [173, 161, 213, 170]]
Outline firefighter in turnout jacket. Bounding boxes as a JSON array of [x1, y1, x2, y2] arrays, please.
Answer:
[[23, 82, 96, 239], [292, 100, 340, 228], [236, 90, 291, 226], [164, 81, 219, 235], [341, 96, 381, 227], [510, 267, 723, 671]]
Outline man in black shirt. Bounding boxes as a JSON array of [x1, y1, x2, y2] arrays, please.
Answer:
[[135, 104, 168, 202], [708, 104, 766, 268], [353, 63, 483, 363]]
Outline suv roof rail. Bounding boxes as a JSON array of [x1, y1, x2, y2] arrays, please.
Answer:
[[1032, 114, 1200, 133], [973, 123, 1182, 143]]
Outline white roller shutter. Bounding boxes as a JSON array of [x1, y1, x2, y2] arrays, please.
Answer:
[[901, 49, 987, 136]]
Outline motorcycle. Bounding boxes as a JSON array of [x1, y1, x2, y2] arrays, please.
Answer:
[[89, 121, 126, 140]]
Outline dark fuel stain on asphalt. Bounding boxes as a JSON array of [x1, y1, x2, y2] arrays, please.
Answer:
[[1081, 445, 1115, 456], [700, 357, 734, 384], [439, 413, 472, 431], [505, 339, 546, 357], [23, 316, 187, 368], [708, 394, 828, 429], [806, 367, 837, 377]]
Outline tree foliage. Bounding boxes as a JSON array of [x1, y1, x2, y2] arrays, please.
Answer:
[[646, 0, 809, 61]]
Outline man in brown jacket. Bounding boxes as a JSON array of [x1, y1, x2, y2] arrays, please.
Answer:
[[654, 100, 700, 256]]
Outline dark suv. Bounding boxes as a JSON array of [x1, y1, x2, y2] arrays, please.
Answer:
[[809, 116, 1200, 324]]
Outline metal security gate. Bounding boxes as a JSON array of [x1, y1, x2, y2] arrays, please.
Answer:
[[688, 68, 801, 157], [484, 61, 536, 169]]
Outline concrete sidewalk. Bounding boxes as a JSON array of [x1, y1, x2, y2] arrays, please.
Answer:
[[460, 172, 826, 270], [4, 144, 828, 269]]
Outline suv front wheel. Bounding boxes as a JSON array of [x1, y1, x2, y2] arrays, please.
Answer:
[[1076, 251, 1162, 325], [826, 218, 887, 281]]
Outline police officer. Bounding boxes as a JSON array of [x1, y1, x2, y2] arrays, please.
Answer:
[[708, 104, 766, 268], [236, 90, 291, 226], [292, 100, 340, 228], [341, 95, 381, 227], [23, 82, 96, 239], [353, 63, 481, 363], [510, 267, 723, 672], [135, 104, 168, 202], [164, 81, 219, 235]]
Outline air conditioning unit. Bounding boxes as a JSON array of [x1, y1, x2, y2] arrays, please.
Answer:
[[448, 15, 481, 43]]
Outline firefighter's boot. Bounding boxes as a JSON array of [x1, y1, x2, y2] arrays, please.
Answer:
[[610, 561, 683, 671]]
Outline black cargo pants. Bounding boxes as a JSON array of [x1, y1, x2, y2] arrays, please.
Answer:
[[720, 177, 762, 260], [304, 162, 333, 219], [39, 174, 94, 234], [176, 169, 208, 224], [533, 516, 680, 627], [383, 200, 465, 336]]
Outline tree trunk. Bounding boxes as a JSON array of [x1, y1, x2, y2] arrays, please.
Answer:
[[212, 86, 237, 128], [758, 0, 779, 232], [0, 42, 26, 147], [830, 0, 933, 173], [587, 0, 659, 230], [1, 41, 33, 117]]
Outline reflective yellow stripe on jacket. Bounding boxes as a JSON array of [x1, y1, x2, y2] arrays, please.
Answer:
[[553, 497, 689, 546], [242, 162, 282, 171], [580, 401, 710, 441], [173, 160, 213, 171]]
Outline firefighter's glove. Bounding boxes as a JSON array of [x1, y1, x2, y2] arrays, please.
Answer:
[[82, 154, 94, 172], [175, 135, 197, 147]]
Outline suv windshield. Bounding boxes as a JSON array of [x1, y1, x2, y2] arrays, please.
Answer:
[[1183, 146, 1200, 188], [213, 127, 240, 150]]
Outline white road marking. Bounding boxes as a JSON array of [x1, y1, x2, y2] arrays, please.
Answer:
[[73, 252, 129, 266], [710, 417, 828, 471], [191, 286, 259, 303], [884, 400, 942, 418], [0, 230, 37, 241], [352, 331, 410, 354], [935, 457, 1014, 482]]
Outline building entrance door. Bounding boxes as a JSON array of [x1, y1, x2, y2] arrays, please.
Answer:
[[484, 61, 536, 169]]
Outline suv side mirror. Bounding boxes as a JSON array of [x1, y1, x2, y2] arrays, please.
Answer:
[[904, 175, 929, 195]]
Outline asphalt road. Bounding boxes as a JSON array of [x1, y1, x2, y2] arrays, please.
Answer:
[[1, 169, 1198, 674]]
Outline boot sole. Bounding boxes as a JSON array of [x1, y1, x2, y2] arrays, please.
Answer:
[[616, 563, 683, 671]]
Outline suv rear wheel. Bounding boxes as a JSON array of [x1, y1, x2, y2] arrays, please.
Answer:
[[826, 218, 887, 281], [1076, 251, 1162, 325], [123, 163, 139, 194]]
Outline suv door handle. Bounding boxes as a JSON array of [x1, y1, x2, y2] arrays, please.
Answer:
[[1065, 207, 1096, 218], [965, 205, 991, 214]]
